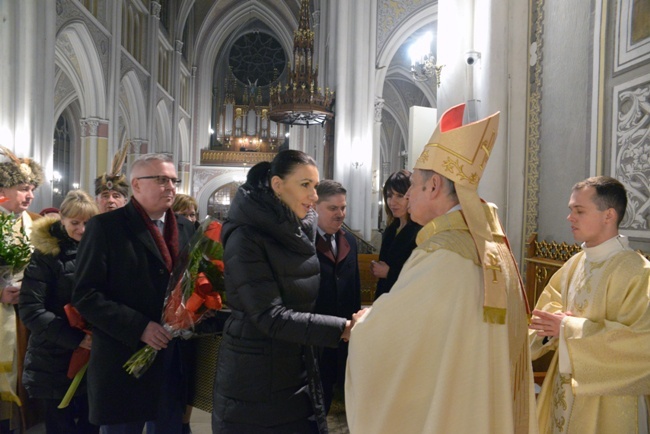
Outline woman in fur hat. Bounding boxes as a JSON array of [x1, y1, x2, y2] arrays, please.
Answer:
[[18, 190, 99, 434]]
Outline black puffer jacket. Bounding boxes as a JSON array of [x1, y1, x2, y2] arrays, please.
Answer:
[[18, 217, 86, 399], [215, 182, 347, 433]]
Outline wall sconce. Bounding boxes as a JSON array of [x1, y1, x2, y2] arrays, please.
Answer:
[[72, 182, 80, 190], [409, 31, 443, 88], [352, 162, 364, 170]]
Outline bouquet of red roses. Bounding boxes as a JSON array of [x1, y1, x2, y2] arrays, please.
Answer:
[[124, 217, 225, 378]]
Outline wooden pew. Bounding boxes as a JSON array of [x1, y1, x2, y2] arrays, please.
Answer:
[[357, 253, 379, 305]]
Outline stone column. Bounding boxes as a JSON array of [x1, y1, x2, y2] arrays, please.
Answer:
[[80, 118, 109, 194], [147, 2, 161, 150], [0, 0, 56, 211], [372, 97, 385, 231], [126, 139, 148, 174], [437, 0, 528, 259], [107, 0, 123, 161], [178, 160, 191, 196], [171, 39, 183, 164], [330, 0, 377, 240]]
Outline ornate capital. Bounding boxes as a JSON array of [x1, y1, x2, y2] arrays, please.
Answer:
[[129, 139, 148, 154], [175, 40, 184, 53], [150, 2, 161, 20], [80, 119, 100, 136], [374, 97, 385, 123]]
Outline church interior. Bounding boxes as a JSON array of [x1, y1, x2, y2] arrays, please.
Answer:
[[2, 1, 650, 432], [2, 0, 649, 258]]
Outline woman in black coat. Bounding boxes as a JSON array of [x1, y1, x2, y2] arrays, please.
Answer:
[[214, 150, 353, 434], [371, 170, 422, 300], [19, 190, 99, 434]]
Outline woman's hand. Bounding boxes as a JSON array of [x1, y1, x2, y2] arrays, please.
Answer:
[[370, 260, 389, 279]]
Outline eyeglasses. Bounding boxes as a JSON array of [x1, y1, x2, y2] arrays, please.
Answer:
[[136, 176, 181, 186]]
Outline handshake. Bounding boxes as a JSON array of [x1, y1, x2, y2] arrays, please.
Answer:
[[341, 307, 370, 342]]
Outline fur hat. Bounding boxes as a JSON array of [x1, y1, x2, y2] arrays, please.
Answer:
[[95, 143, 129, 198], [0, 145, 45, 188]]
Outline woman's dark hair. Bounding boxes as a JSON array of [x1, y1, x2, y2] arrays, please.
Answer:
[[383, 170, 412, 224], [246, 150, 317, 190]]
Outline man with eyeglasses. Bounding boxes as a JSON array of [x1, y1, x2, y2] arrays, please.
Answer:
[[73, 153, 194, 434]]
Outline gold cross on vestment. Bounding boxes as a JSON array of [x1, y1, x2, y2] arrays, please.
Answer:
[[486, 252, 502, 283]]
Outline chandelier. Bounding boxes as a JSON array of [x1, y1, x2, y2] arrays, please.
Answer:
[[409, 31, 443, 87], [269, 0, 334, 126]]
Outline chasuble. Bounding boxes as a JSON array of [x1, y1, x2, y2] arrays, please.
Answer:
[[346, 205, 537, 434], [530, 235, 650, 434]]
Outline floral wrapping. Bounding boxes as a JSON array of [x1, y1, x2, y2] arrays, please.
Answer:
[[123, 217, 225, 378]]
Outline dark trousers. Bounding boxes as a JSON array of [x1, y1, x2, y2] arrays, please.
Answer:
[[43, 396, 98, 434], [100, 342, 183, 434], [319, 341, 348, 415]]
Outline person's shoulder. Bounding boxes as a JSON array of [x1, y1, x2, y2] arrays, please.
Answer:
[[224, 222, 265, 248], [341, 229, 358, 244], [416, 229, 479, 265], [26, 211, 42, 220], [608, 249, 650, 272]]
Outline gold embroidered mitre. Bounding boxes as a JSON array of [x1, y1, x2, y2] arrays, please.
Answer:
[[414, 103, 508, 324]]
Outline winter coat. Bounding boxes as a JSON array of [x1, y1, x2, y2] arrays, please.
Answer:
[[315, 230, 361, 320], [215, 182, 347, 433], [374, 219, 421, 300], [18, 217, 86, 399], [72, 202, 195, 425]]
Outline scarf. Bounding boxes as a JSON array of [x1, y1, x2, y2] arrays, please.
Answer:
[[130, 196, 179, 272]]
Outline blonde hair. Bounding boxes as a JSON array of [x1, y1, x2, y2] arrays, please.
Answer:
[[60, 190, 99, 220], [172, 194, 198, 214]]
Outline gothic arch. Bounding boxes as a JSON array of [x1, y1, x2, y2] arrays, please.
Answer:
[[55, 21, 106, 118], [154, 100, 172, 152], [374, 6, 437, 98], [196, 169, 248, 217], [178, 117, 190, 162], [119, 70, 147, 140], [193, 2, 295, 161]]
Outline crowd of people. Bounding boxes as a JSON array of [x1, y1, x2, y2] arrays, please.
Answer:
[[1, 103, 649, 434]]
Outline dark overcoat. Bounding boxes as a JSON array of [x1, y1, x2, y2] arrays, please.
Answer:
[[215, 183, 346, 433], [314, 230, 361, 320], [314, 229, 361, 413], [19, 217, 86, 399], [72, 201, 194, 425], [374, 219, 421, 300]]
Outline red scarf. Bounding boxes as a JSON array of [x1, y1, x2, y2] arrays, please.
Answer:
[[130, 196, 179, 272]]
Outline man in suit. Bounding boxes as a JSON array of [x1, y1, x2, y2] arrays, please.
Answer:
[[313, 180, 361, 414], [73, 153, 194, 434]]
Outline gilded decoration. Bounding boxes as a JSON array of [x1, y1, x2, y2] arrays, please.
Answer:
[[533, 239, 581, 262], [613, 77, 650, 234], [524, 0, 545, 246], [441, 157, 478, 185]]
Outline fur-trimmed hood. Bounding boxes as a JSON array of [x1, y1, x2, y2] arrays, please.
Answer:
[[29, 216, 71, 257]]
